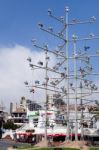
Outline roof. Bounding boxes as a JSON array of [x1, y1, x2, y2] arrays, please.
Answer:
[[12, 107, 26, 113]]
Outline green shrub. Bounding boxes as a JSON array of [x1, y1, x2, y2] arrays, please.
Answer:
[[3, 121, 21, 130]]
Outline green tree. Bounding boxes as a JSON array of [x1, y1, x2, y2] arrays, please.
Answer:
[[3, 121, 20, 130]]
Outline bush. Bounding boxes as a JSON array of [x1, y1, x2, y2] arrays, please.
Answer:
[[3, 121, 20, 130]]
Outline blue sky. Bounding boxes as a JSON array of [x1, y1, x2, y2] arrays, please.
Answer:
[[0, 0, 99, 111], [0, 0, 99, 48]]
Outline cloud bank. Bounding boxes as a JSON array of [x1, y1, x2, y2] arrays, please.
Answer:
[[0, 45, 55, 111], [0, 44, 98, 112]]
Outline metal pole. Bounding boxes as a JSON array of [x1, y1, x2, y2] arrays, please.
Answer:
[[73, 38, 78, 141], [65, 6, 70, 140], [79, 53, 84, 140], [80, 81, 84, 140], [45, 49, 48, 146]]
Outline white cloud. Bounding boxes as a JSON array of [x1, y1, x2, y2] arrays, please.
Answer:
[[1, 44, 98, 112], [0, 45, 56, 112]]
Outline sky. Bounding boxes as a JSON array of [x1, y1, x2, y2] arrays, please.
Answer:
[[0, 0, 99, 112]]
